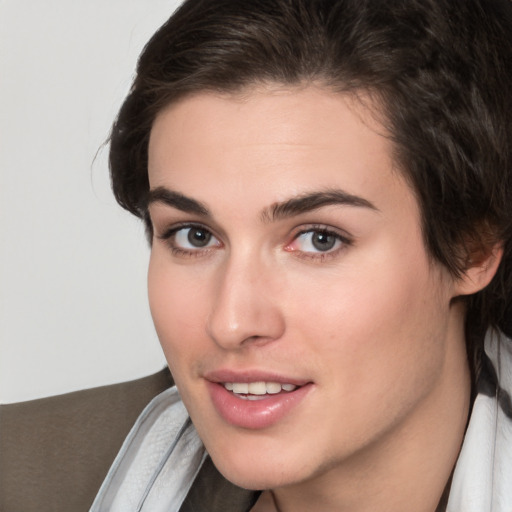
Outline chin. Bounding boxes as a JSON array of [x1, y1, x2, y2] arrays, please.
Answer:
[[208, 445, 309, 491], [215, 464, 291, 491]]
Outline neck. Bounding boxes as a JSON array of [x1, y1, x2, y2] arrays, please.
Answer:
[[262, 307, 472, 512]]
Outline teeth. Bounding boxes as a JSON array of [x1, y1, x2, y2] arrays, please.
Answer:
[[224, 381, 298, 395], [232, 383, 249, 394], [266, 382, 282, 394], [248, 382, 267, 395]]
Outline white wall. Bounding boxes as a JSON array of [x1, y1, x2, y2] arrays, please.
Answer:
[[0, 0, 182, 404]]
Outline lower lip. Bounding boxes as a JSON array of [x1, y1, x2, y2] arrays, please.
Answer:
[[206, 381, 312, 429]]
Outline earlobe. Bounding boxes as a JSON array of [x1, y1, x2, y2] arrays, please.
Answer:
[[454, 243, 503, 296]]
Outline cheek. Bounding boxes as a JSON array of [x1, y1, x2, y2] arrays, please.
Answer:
[[147, 253, 209, 373], [289, 248, 450, 396]]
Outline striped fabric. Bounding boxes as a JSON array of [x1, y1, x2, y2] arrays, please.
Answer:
[[91, 331, 512, 512]]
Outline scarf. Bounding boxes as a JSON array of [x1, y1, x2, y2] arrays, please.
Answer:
[[90, 331, 512, 512]]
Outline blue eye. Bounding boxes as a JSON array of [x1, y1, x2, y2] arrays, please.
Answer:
[[160, 224, 221, 254], [175, 226, 215, 248], [287, 228, 351, 257], [295, 230, 342, 252]]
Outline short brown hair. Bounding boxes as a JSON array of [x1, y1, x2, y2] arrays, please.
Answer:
[[109, 0, 512, 371]]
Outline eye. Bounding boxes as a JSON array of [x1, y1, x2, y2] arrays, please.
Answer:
[[285, 226, 351, 258], [297, 230, 340, 252], [175, 226, 215, 248], [159, 224, 221, 255]]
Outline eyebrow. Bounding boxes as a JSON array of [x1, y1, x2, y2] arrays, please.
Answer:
[[147, 187, 210, 216], [261, 189, 379, 222], [146, 186, 378, 221]]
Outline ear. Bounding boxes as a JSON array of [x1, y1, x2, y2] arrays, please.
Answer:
[[453, 242, 503, 296]]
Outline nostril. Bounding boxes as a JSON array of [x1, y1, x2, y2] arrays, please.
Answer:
[[206, 308, 285, 350], [205, 261, 286, 349]]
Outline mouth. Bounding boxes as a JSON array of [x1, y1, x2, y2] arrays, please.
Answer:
[[222, 381, 298, 400], [205, 373, 312, 429]]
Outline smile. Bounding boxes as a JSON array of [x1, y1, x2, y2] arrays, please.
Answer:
[[224, 381, 298, 398], [207, 378, 312, 429]]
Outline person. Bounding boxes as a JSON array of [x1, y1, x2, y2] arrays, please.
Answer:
[[90, 0, 512, 510]]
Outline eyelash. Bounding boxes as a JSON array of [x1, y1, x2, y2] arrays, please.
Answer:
[[157, 223, 353, 260], [285, 225, 352, 262], [158, 223, 221, 258]]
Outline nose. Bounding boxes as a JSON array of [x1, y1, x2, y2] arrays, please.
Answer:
[[206, 253, 285, 350]]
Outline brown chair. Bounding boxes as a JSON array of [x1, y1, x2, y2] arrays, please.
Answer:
[[0, 368, 173, 512]]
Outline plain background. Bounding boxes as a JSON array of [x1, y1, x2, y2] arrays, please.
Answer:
[[0, 0, 184, 404]]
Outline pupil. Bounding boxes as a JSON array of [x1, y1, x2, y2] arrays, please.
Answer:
[[312, 231, 335, 251], [188, 228, 211, 247]]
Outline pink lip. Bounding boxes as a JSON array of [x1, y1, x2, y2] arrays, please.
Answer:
[[204, 369, 310, 386], [204, 370, 313, 429]]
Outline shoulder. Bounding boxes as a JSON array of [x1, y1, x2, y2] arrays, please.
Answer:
[[447, 330, 512, 511], [0, 368, 173, 512], [91, 386, 207, 512]]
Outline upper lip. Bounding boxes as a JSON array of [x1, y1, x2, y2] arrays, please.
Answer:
[[203, 369, 311, 386]]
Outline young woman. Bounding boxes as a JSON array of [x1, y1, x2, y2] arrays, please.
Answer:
[[91, 1, 512, 510]]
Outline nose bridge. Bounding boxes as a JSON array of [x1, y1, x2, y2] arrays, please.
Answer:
[[206, 247, 284, 349]]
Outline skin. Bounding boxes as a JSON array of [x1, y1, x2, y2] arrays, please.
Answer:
[[146, 85, 496, 512]]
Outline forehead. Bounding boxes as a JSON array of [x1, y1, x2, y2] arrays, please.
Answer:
[[147, 85, 416, 217]]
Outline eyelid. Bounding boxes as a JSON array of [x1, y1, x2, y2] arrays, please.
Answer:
[[157, 222, 188, 241], [294, 224, 352, 242], [156, 222, 222, 256], [291, 223, 353, 244], [157, 222, 213, 240], [155, 220, 352, 261], [285, 224, 353, 259]]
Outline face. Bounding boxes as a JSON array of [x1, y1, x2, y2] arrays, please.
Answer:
[[147, 86, 464, 491]]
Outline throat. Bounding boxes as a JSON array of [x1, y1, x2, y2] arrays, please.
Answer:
[[251, 491, 280, 512]]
